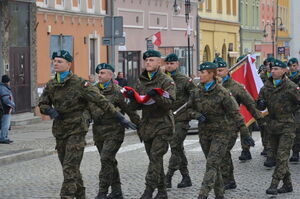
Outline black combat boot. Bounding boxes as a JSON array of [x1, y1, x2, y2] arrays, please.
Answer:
[[289, 151, 299, 162], [177, 174, 192, 188], [139, 188, 153, 199], [107, 191, 123, 199], [264, 156, 276, 168], [164, 169, 175, 188], [197, 194, 208, 199], [224, 180, 237, 190], [239, 149, 252, 161], [266, 178, 279, 195], [154, 190, 168, 199], [95, 192, 108, 199], [260, 148, 267, 156], [278, 174, 293, 194]]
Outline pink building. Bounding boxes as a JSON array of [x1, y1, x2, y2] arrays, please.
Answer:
[[259, 0, 276, 60]]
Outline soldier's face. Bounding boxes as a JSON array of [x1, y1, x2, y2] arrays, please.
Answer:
[[165, 61, 179, 72], [144, 57, 160, 72], [271, 67, 285, 80], [199, 70, 214, 83], [53, 58, 71, 72], [216, 67, 229, 78], [98, 69, 113, 83], [289, 63, 299, 72]]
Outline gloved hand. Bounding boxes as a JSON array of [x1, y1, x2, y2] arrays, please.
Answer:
[[126, 90, 135, 100], [243, 135, 255, 147], [256, 118, 267, 131], [115, 112, 137, 130], [197, 113, 207, 124], [45, 107, 61, 120], [257, 99, 267, 110], [147, 89, 158, 97]]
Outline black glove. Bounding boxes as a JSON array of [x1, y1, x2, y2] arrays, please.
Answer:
[[256, 118, 267, 131], [45, 107, 61, 120], [115, 112, 137, 130], [243, 135, 255, 147], [147, 89, 158, 97], [197, 113, 207, 124], [257, 99, 267, 110], [126, 90, 135, 100]]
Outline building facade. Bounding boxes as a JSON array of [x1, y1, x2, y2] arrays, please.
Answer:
[[0, 0, 37, 113], [290, 0, 300, 60], [113, 0, 198, 85], [199, 0, 240, 67], [240, 0, 262, 65]]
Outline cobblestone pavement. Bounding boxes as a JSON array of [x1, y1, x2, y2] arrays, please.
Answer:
[[0, 132, 299, 199]]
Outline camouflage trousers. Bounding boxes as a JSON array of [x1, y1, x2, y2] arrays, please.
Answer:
[[240, 124, 253, 150], [144, 134, 169, 191], [292, 124, 300, 153], [270, 129, 295, 181], [199, 131, 229, 197], [56, 134, 86, 199], [221, 132, 238, 184], [168, 121, 189, 172]]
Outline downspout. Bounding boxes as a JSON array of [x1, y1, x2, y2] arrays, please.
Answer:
[[239, 0, 243, 56]]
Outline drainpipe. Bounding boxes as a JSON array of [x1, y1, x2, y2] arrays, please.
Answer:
[[239, 0, 243, 56], [196, 13, 200, 67]]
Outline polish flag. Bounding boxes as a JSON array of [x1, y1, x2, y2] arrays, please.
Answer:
[[121, 86, 169, 105], [152, 32, 161, 47], [230, 55, 264, 126]]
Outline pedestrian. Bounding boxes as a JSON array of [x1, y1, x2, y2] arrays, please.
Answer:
[[257, 59, 300, 195], [189, 62, 245, 199], [163, 53, 196, 189], [125, 50, 176, 199], [288, 57, 300, 162], [116, 72, 128, 87], [93, 63, 140, 199], [0, 75, 15, 144], [38, 50, 135, 199]]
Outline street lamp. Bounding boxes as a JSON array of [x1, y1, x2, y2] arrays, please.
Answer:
[[173, 0, 181, 15], [263, 17, 284, 58]]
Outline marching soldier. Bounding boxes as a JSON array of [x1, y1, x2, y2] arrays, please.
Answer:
[[257, 59, 300, 195], [163, 54, 196, 189], [93, 63, 140, 199]]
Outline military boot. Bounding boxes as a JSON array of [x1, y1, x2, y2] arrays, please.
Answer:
[[239, 150, 252, 161], [260, 148, 267, 156], [154, 190, 168, 199], [164, 169, 175, 188], [95, 192, 108, 199], [224, 181, 237, 190], [177, 174, 192, 188], [289, 151, 299, 162], [264, 156, 276, 168], [266, 178, 279, 195], [278, 175, 293, 194], [139, 188, 153, 199], [197, 194, 207, 199]]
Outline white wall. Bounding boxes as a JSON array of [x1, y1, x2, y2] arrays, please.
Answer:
[[290, 0, 300, 60]]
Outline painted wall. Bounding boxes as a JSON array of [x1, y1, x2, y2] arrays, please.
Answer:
[[290, 0, 300, 60]]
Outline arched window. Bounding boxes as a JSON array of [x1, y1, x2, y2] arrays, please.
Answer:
[[203, 45, 211, 62]]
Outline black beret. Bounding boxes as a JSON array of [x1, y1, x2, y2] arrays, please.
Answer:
[[143, 50, 161, 60], [96, 63, 115, 74], [52, 50, 73, 62], [165, 53, 179, 62]]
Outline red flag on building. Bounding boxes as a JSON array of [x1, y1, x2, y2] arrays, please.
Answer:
[[230, 55, 264, 126], [152, 32, 161, 47]]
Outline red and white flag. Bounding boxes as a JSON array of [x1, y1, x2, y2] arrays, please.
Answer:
[[230, 55, 264, 126], [121, 86, 170, 105], [152, 32, 161, 47]]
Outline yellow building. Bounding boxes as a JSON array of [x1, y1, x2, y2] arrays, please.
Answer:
[[277, 0, 291, 60], [199, 0, 240, 66]]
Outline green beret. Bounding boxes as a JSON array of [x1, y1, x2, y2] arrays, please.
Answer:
[[213, 57, 227, 68], [273, 59, 287, 68], [265, 56, 275, 63], [236, 55, 246, 63], [96, 63, 115, 74], [52, 50, 73, 62], [288, 58, 299, 66], [198, 62, 217, 71], [165, 53, 179, 62], [143, 50, 161, 60], [213, 57, 224, 63]]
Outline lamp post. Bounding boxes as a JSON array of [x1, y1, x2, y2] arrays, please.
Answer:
[[263, 17, 284, 58]]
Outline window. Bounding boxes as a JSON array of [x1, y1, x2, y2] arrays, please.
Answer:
[[226, 0, 231, 15], [232, 0, 237, 16], [217, 0, 222, 13], [206, 0, 212, 11]]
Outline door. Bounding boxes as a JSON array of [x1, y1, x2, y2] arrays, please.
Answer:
[[89, 38, 96, 74], [118, 51, 140, 86], [9, 47, 31, 113]]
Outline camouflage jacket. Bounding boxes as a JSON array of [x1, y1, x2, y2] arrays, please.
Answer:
[[39, 72, 116, 139], [169, 70, 196, 122], [130, 69, 176, 141], [260, 71, 270, 83], [222, 77, 262, 120], [257, 76, 300, 133], [189, 82, 244, 134], [289, 71, 300, 86]]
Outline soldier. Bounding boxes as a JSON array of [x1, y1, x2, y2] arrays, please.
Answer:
[[93, 63, 140, 199], [163, 54, 196, 189], [189, 62, 245, 199], [288, 57, 300, 162], [39, 50, 135, 199], [260, 57, 274, 83], [257, 59, 300, 195], [125, 50, 176, 199]]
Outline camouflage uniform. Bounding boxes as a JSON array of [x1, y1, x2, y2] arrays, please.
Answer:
[[258, 76, 300, 193], [129, 70, 175, 195], [189, 82, 244, 198], [165, 70, 196, 186], [92, 81, 140, 196], [39, 72, 116, 199]]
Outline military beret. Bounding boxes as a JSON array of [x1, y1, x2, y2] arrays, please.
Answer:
[[273, 59, 287, 68], [198, 62, 218, 71], [96, 63, 115, 74], [213, 57, 227, 68], [265, 56, 275, 63], [236, 55, 246, 63], [52, 50, 73, 62], [165, 53, 179, 62], [213, 57, 224, 63], [288, 58, 299, 66], [143, 50, 161, 60]]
